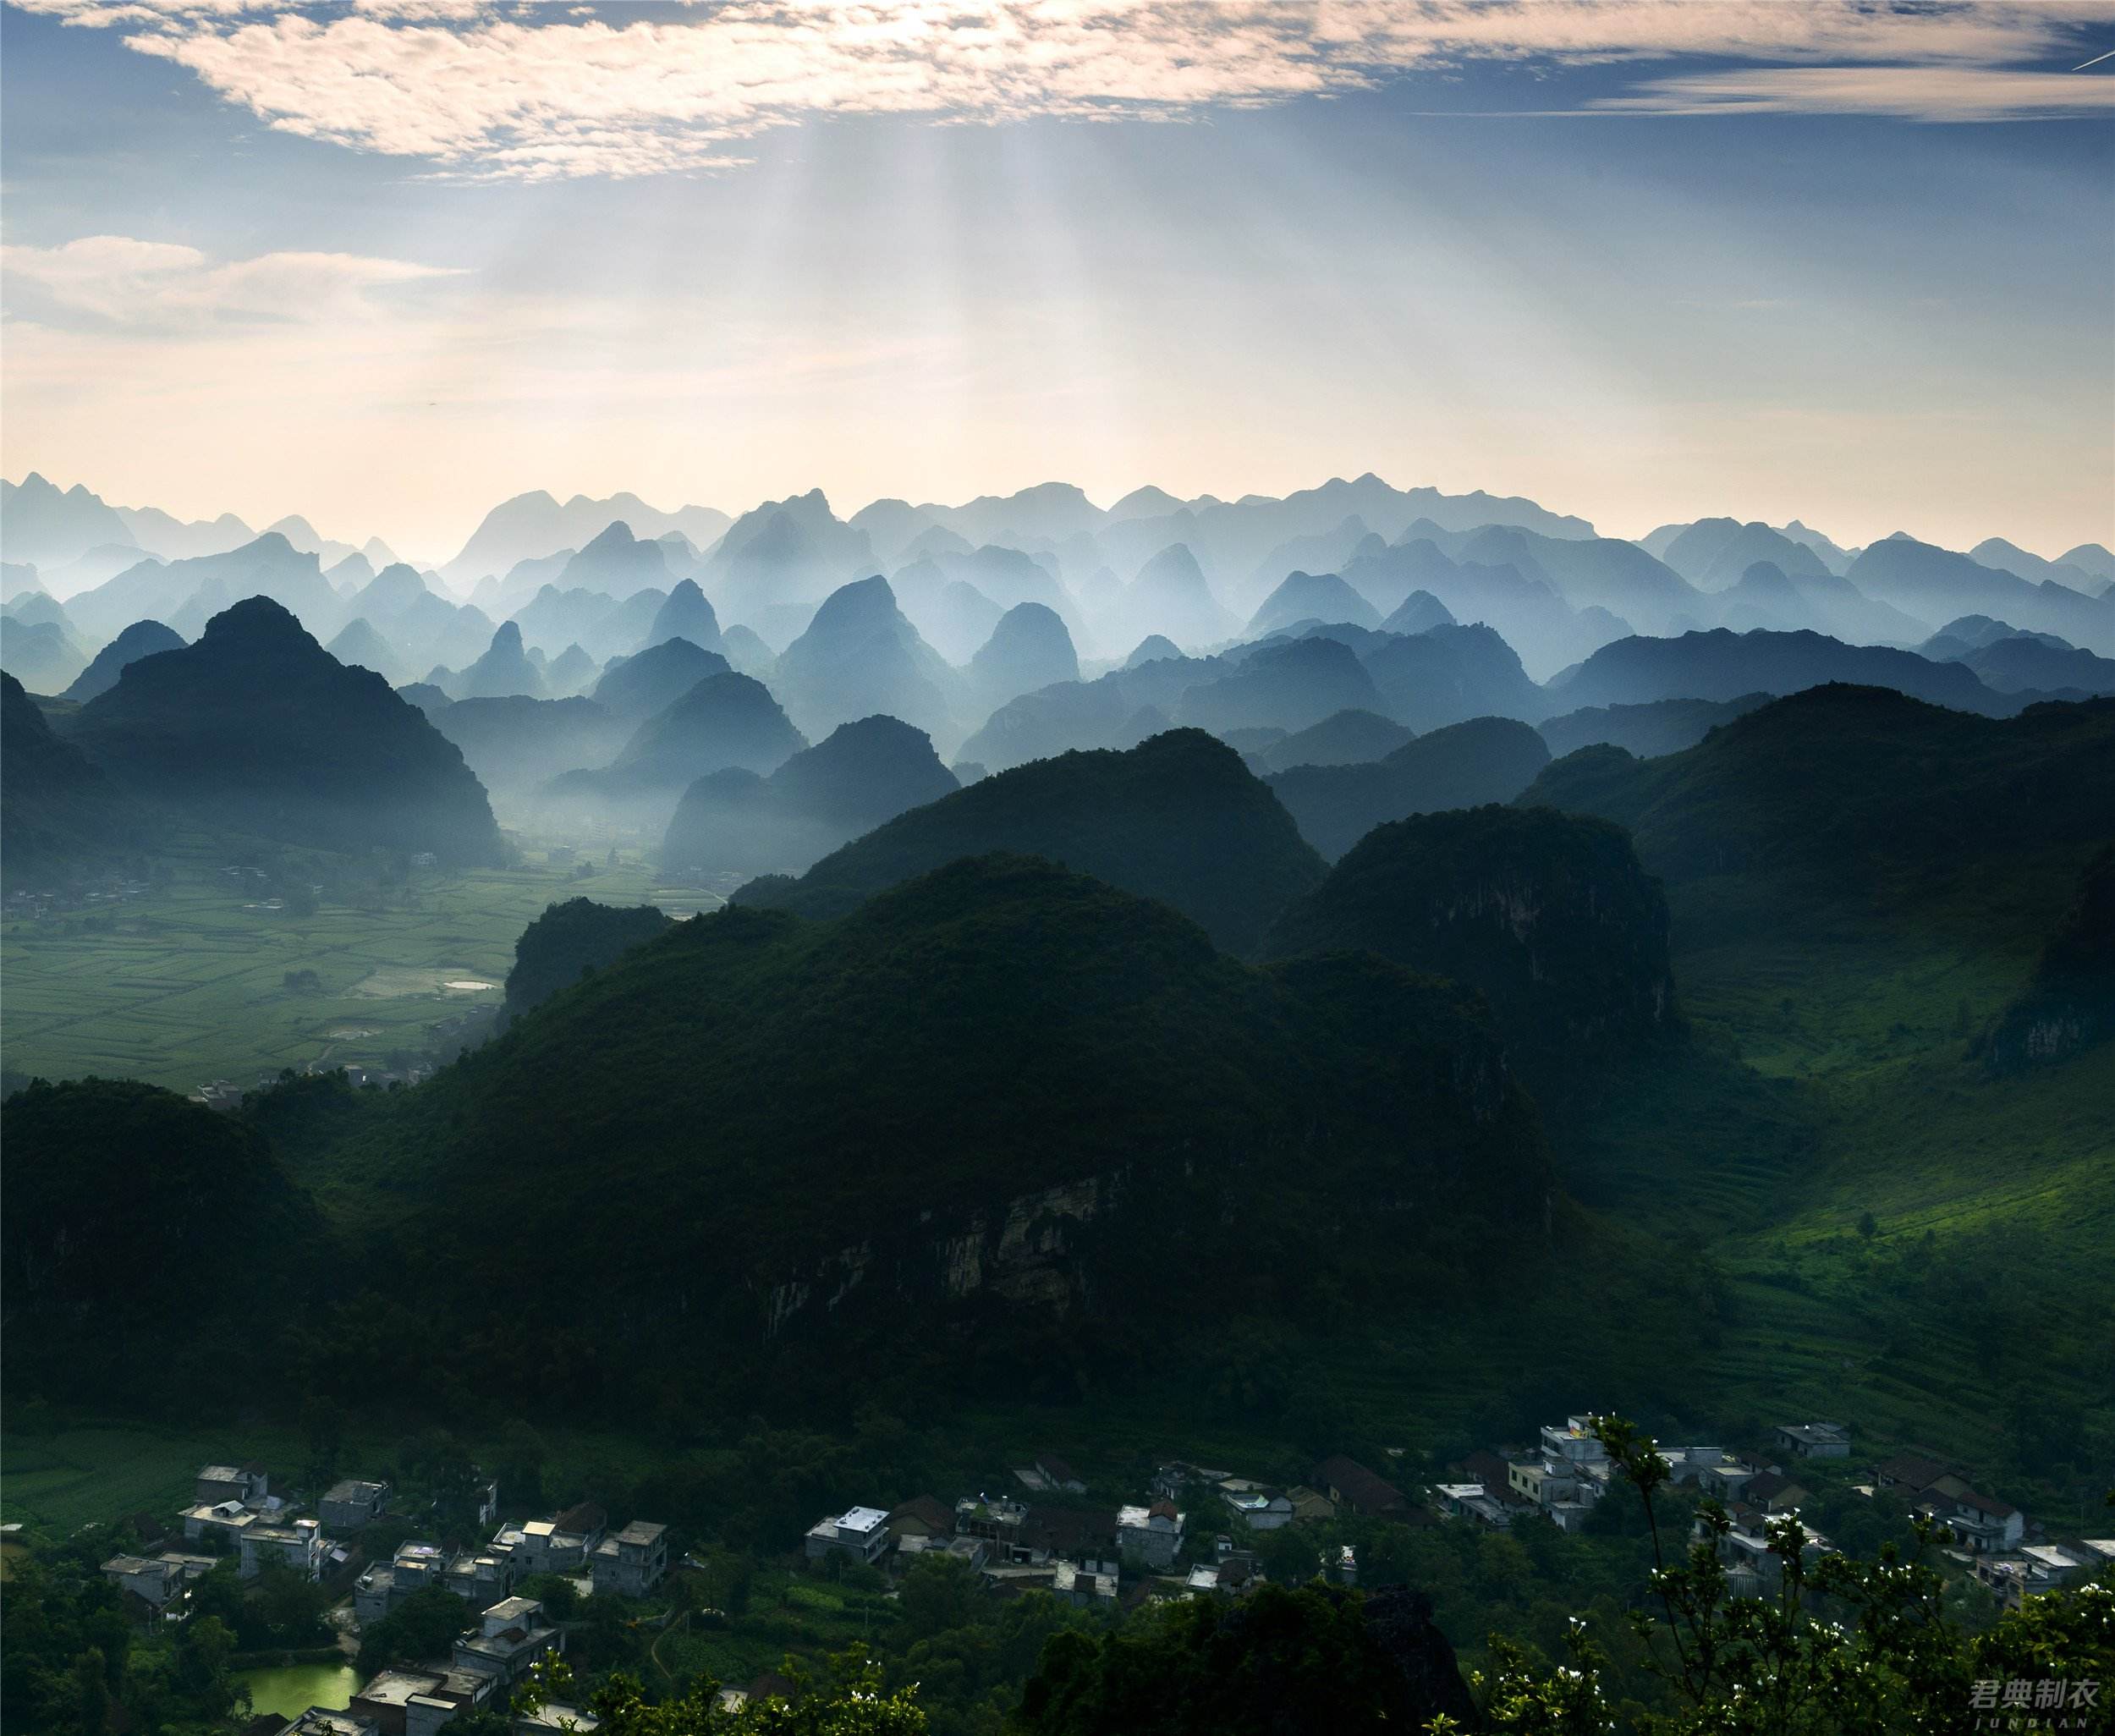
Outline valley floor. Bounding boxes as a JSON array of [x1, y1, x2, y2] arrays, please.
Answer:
[[0, 833, 709, 1094]]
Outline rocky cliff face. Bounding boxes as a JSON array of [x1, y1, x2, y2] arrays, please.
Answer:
[[764, 1175, 1123, 1338]]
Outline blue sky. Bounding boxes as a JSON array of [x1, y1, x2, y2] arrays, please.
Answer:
[[3, 1, 2110, 563]]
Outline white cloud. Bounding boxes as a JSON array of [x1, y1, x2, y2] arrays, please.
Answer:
[[1587, 64, 2115, 121], [1, 233, 463, 326], [8, 1, 2113, 179]]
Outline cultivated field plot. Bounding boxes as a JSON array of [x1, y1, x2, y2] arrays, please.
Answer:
[[2, 839, 674, 1094], [0, 1419, 306, 1534]]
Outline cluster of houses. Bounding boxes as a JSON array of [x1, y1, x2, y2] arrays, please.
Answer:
[[800, 1448, 1409, 1611], [301, 1597, 578, 1736], [353, 1502, 669, 1626], [1438, 1415, 1865, 1540], [1432, 1415, 2115, 1607], [99, 1461, 673, 1736], [193, 1057, 437, 1111], [4, 873, 153, 922], [91, 1420, 2112, 1733], [1867, 1450, 2115, 1609], [91, 1469, 371, 1635]]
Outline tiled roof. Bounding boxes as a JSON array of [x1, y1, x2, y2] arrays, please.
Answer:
[[1876, 1453, 1956, 1493], [1317, 1456, 1405, 1513]]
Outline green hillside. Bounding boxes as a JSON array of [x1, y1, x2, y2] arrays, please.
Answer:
[[1517, 687, 2115, 1493]]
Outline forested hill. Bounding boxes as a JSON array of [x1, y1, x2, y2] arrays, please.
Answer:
[[41, 854, 1551, 1392], [0, 672, 154, 884], [733, 728, 1326, 956], [1266, 805, 1677, 1076], [62, 596, 503, 865], [1519, 684, 2115, 887]]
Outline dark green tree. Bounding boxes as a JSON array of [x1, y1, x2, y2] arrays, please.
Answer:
[[360, 1586, 474, 1676], [301, 1393, 348, 1484], [1015, 1581, 1473, 1734], [497, 1418, 551, 1509]]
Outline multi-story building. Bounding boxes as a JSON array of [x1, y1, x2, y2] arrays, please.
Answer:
[[319, 1479, 391, 1533], [1703, 1508, 1835, 1598], [1772, 1422, 1852, 1460], [805, 1507, 892, 1564], [443, 1546, 515, 1612], [590, 1521, 669, 1597], [239, 1518, 326, 1581], [492, 1503, 607, 1576], [194, 1464, 270, 1508], [453, 1596, 563, 1689], [356, 1539, 448, 1623], [180, 1502, 254, 1547], [1117, 1499, 1184, 1569], [1875, 1454, 2024, 1554], [101, 1554, 190, 1619], [953, 1496, 1029, 1551]]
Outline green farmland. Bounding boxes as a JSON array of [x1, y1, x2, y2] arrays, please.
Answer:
[[1, 837, 713, 1095]]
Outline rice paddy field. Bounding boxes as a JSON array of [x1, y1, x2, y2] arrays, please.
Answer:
[[0, 834, 711, 1094]]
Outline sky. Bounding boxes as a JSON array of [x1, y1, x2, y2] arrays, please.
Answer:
[[3, 0, 2112, 566]]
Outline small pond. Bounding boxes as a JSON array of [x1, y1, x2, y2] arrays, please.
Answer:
[[235, 1662, 360, 1720]]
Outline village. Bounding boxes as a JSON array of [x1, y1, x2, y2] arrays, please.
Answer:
[[67, 1413, 2113, 1736]]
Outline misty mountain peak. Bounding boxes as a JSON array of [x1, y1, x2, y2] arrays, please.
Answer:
[[1126, 634, 1183, 667], [264, 514, 324, 547], [580, 519, 645, 555], [1109, 484, 1186, 520], [199, 593, 310, 649], [1136, 542, 1207, 586], [806, 573, 901, 631]]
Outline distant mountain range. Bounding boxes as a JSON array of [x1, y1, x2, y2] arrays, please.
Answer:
[[9, 614, 2112, 1416], [1266, 717, 1553, 861], [442, 490, 730, 588], [9, 475, 2108, 700], [4, 464, 2110, 899], [0, 472, 399, 595]]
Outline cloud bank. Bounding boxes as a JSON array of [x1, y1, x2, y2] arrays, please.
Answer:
[[13, 0, 2113, 179], [2, 234, 462, 326]]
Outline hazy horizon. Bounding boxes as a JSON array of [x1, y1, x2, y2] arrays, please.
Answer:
[[10, 462, 2115, 581], [5, 0, 2112, 562]]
